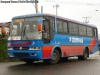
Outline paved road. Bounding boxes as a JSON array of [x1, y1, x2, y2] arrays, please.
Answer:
[[0, 51, 100, 75]]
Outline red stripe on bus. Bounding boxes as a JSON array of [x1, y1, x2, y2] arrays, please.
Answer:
[[88, 39, 97, 52], [42, 46, 53, 58], [61, 46, 84, 57], [11, 42, 32, 46]]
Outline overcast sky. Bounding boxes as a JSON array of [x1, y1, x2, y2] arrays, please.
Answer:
[[0, 0, 100, 33]]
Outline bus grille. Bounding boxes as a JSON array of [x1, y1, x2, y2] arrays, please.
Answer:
[[13, 47, 29, 50], [14, 53, 29, 58]]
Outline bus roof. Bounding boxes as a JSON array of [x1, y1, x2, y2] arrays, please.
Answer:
[[12, 13, 97, 28]]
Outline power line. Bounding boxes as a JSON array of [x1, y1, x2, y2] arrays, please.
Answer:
[[90, 10, 100, 18], [45, 0, 56, 14], [45, 0, 54, 6], [49, 0, 56, 4], [53, 0, 56, 3], [82, 5, 100, 23], [84, 5, 100, 17]]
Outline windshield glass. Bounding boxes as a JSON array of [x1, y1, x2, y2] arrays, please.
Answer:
[[22, 17, 42, 40], [10, 17, 44, 40], [12, 22, 22, 36]]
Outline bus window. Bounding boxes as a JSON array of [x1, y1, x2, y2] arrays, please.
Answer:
[[57, 19, 63, 33], [68, 22, 78, 35], [63, 21, 68, 33], [87, 27, 92, 36], [43, 20, 50, 33], [49, 17, 54, 39], [79, 25, 86, 36], [25, 25, 30, 33], [43, 17, 50, 42], [94, 28, 97, 37], [12, 25, 18, 35]]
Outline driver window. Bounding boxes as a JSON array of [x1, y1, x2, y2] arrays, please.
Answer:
[[43, 18, 50, 33]]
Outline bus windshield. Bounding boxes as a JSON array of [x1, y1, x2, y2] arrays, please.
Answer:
[[11, 22, 23, 36], [10, 17, 43, 40]]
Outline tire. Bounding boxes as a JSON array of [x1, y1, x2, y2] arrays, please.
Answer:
[[83, 49, 88, 60], [78, 48, 88, 60], [24, 59, 34, 64], [48, 50, 60, 64]]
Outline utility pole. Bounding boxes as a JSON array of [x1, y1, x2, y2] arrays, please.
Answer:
[[53, 4, 59, 15], [82, 17, 91, 23], [35, 0, 38, 13], [41, 6, 43, 13]]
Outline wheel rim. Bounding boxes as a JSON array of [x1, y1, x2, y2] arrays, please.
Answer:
[[84, 52, 87, 58], [52, 53, 57, 60]]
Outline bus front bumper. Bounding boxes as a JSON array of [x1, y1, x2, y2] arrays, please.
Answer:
[[7, 50, 42, 59]]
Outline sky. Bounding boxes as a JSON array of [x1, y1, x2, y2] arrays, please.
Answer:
[[0, 0, 100, 33]]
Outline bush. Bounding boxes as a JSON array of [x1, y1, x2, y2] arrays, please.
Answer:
[[0, 35, 8, 61], [0, 35, 20, 62]]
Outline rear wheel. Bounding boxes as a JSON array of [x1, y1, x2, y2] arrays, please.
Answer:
[[78, 48, 88, 60], [83, 49, 88, 60], [48, 50, 60, 64]]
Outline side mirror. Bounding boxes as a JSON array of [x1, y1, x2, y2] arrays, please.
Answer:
[[37, 24, 42, 31]]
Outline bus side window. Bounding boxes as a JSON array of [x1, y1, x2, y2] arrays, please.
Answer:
[[93, 28, 97, 37], [43, 20, 50, 33], [50, 17, 54, 39], [43, 17, 51, 42], [87, 27, 92, 37], [57, 19, 63, 33], [63, 21, 68, 33]]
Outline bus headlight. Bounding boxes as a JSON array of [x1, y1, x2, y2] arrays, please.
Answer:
[[8, 47, 13, 50], [29, 47, 41, 50]]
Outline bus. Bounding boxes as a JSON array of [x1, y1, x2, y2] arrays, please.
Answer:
[[7, 13, 99, 64], [0, 22, 11, 35]]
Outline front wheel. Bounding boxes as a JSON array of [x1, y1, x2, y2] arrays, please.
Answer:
[[48, 50, 60, 64]]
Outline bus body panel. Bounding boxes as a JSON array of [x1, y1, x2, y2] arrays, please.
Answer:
[[8, 34, 98, 59], [8, 50, 42, 59]]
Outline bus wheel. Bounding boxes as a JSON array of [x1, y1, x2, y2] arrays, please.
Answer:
[[78, 48, 88, 60], [82, 49, 88, 60], [49, 50, 60, 64], [24, 59, 34, 64]]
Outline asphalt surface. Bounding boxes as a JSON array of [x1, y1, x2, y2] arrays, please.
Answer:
[[0, 51, 100, 75]]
